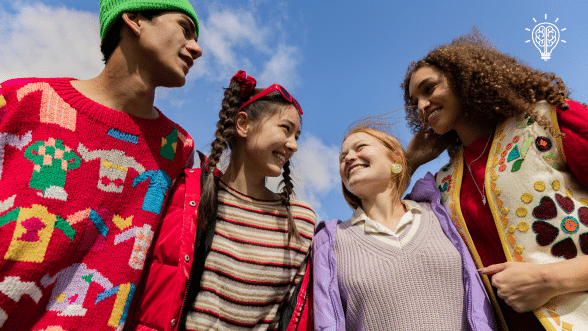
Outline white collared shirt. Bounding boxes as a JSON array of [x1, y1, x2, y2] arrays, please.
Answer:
[[349, 200, 422, 247]]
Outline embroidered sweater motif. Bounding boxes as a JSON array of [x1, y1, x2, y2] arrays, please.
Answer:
[[0, 77, 194, 331]]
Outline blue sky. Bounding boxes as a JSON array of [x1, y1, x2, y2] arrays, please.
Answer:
[[1, 0, 587, 222]]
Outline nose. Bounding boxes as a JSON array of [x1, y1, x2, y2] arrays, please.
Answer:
[[343, 150, 357, 164], [418, 97, 431, 113], [187, 39, 203, 60], [418, 97, 430, 121], [286, 136, 298, 153]]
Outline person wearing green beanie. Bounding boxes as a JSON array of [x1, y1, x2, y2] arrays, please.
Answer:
[[0, 1, 202, 330], [99, 0, 199, 43]]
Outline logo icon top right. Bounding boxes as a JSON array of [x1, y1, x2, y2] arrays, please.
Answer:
[[526, 14, 567, 61]]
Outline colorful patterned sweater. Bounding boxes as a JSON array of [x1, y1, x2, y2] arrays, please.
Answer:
[[0, 77, 194, 331], [185, 181, 316, 331]]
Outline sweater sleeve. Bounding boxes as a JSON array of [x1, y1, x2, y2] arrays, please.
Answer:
[[557, 100, 588, 188]]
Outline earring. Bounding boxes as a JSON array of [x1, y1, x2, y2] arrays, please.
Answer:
[[391, 164, 403, 174]]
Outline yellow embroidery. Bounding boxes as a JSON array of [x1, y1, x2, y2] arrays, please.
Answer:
[[535, 181, 546, 192], [521, 193, 534, 204], [518, 221, 530, 232], [548, 310, 560, 326], [565, 188, 573, 198], [516, 207, 527, 217], [552, 180, 561, 191]]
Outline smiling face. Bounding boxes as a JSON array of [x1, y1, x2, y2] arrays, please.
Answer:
[[137, 11, 202, 87], [243, 105, 301, 179], [339, 131, 400, 202], [408, 66, 462, 135]]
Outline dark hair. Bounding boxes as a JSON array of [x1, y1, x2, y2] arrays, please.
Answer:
[[198, 80, 303, 243], [401, 28, 570, 158], [100, 10, 163, 63]]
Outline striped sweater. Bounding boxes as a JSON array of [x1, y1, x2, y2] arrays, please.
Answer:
[[185, 181, 316, 331]]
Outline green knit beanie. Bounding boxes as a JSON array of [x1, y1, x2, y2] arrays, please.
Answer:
[[99, 0, 199, 42]]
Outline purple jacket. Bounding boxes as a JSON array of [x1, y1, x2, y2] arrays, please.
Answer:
[[312, 172, 497, 331]]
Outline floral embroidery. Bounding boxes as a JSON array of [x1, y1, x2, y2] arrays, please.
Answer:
[[531, 195, 588, 259], [438, 175, 452, 202], [536, 136, 552, 152]]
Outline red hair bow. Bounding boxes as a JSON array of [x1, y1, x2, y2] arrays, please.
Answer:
[[231, 70, 257, 98]]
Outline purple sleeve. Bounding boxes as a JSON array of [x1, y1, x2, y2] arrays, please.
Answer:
[[312, 219, 345, 331]]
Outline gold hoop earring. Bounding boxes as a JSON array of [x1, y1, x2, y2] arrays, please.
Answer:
[[391, 164, 403, 174]]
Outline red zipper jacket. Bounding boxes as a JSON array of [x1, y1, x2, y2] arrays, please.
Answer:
[[125, 163, 313, 331]]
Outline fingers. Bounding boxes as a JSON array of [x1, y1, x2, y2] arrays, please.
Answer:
[[478, 263, 509, 276]]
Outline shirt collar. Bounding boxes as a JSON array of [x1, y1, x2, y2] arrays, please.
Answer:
[[350, 200, 421, 235]]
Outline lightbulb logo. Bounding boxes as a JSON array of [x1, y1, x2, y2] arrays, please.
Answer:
[[525, 14, 566, 61]]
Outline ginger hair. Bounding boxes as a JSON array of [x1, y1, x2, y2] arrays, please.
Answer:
[[341, 125, 410, 210]]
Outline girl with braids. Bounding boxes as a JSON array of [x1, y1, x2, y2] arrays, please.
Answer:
[[312, 123, 497, 330], [127, 70, 316, 331], [403, 29, 588, 330]]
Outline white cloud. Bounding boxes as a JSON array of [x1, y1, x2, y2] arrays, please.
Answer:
[[0, 1, 301, 104], [267, 134, 340, 220], [0, 3, 103, 82], [192, 4, 301, 88]]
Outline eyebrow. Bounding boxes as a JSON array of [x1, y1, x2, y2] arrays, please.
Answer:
[[283, 119, 301, 134], [181, 14, 197, 40], [409, 77, 434, 103]]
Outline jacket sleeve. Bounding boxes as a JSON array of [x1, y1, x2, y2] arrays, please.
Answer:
[[312, 219, 345, 331]]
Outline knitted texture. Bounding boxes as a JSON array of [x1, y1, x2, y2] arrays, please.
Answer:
[[0, 77, 194, 330], [185, 181, 316, 331], [334, 204, 466, 330], [99, 0, 199, 41]]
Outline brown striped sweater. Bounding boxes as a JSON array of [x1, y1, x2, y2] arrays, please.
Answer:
[[185, 181, 316, 331]]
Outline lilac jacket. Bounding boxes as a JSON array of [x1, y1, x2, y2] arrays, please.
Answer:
[[312, 173, 497, 331]]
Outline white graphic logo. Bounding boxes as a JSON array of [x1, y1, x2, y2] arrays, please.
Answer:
[[526, 14, 566, 61]]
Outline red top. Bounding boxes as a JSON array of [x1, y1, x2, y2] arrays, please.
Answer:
[[461, 100, 588, 330]]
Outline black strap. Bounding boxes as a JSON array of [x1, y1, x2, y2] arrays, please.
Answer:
[[275, 254, 311, 330]]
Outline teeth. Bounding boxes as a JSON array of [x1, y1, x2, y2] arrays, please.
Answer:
[[348, 164, 367, 177], [274, 153, 286, 164], [427, 109, 440, 123]]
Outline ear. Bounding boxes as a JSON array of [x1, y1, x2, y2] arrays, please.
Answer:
[[121, 12, 142, 37], [235, 112, 250, 138]]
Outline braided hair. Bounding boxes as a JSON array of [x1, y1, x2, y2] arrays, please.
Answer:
[[198, 76, 302, 243]]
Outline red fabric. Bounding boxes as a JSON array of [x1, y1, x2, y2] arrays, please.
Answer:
[[558, 100, 588, 188], [286, 262, 313, 331], [460, 100, 588, 330], [126, 167, 312, 331], [0, 77, 194, 331], [126, 169, 200, 331]]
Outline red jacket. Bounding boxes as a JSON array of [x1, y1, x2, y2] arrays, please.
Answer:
[[125, 166, 313, 331]]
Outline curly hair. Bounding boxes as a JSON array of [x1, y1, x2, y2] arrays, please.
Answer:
[[401, 28, 570, 158], [198, 78, 303, 243]]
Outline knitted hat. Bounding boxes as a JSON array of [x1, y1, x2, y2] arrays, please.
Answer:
[[99, 0, 199, 42]]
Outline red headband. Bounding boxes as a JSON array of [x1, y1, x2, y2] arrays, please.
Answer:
[[231, 70, 257, 98]]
